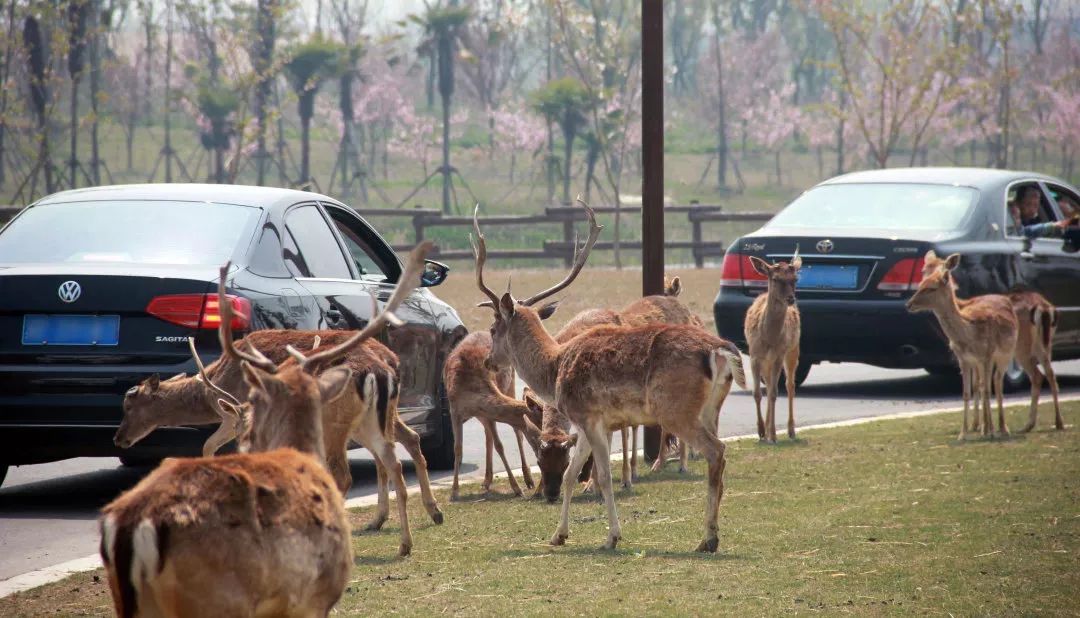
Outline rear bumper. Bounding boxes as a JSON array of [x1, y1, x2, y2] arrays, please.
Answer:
[[714, 290, 953, 369], [0, 424, 213, 465]]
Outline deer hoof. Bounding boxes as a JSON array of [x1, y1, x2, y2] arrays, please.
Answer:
[[550, 533, 568, 546], [398, 542, 412, 557], [364, 516, 388, 532], [788, 429, 797, 440], [431, 510, 445, 525], [602, 536, 620, 550], [696, 537, 719, 553], [1020, 423, 1035, 433], [678, 466, 688, 474], [621, 479, 632, 490], [631, 472, 639, 482]]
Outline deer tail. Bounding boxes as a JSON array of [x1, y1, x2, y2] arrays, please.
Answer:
[[1032, 306, 1055, 349], [714, 341, 747, 390], [101, 516, 163, 618]]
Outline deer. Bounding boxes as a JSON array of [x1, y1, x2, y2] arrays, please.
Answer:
[[472, 199, 746, 551], [744, 249, 803, 444], [906, 251, 1018, 439], [206, 243, 434, 556], [116, 328, 445, 531], [1008, 290, 1063, 432], [444, 330, 542, 500]]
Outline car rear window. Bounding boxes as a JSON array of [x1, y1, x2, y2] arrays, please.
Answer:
[[0, 200, 260, 265], [768, 183, 978, 231]]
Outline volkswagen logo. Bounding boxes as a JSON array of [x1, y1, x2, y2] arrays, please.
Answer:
[[58, 281, 82, 303], [815, 239, 834, 254]]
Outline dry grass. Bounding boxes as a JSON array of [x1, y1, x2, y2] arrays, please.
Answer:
[[4, 404, 1079, 616], [435, 265, 723, 334]]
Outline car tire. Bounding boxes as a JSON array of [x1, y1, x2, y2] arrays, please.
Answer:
[[119, 455, 162, 468], [0, 464, 8, 489], [420, 382, 455, 470]]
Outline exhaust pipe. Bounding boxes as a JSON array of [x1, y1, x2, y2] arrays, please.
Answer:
[[899, 344, 919, 357]]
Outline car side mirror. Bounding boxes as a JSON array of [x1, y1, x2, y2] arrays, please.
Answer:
[[420, 259, 449, 287]]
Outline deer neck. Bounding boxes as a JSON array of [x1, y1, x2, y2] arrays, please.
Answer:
[[257, 405, 326, 460], [929, 289, 974, 344], [165, 379, 223, 424], [763, 286, 790, 326], [507, 312, 560, 402]]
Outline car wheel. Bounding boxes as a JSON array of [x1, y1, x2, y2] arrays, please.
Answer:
[[0, 464, 8, 489], [119, 455, 162, 468], [1002, 359, 1029, 393], [420, 382, 455, 470]]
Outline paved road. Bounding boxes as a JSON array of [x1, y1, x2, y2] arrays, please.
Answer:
[[3, 360, 1079, 582]]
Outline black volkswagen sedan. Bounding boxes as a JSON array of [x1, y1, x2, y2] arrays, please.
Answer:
[[0, 184, 467, 484], [714, 167, 1080, 386]]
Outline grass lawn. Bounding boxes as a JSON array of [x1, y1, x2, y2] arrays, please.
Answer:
[[4, 403, 1079, 616]]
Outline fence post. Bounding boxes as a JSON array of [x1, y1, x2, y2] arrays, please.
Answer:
[[412, 204, 425, 246], [561, 205, 574, 267], [690, 200, 708, 269]]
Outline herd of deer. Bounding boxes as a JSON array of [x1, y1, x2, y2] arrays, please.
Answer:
[[97, 199, 1063, 617]]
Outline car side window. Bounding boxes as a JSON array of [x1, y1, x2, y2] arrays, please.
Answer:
[[325, 207, 396, 281], [1005, 183, 1055, 237], [1046, 184, 1080, 222], [283, 205, 353, 279]]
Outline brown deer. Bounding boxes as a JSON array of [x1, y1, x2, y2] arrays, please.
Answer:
[[1008, 290, 1063, 432], [473, 200, 746, 552], [744, 250, 802, 443], [210, 242, 434, 556], [906, 251, 1018, 439], [444, 330, 541, 499], [99, 336, 361, 617]]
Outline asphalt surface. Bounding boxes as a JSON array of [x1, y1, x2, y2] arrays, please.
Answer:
[[3, 360, 1079, 582]]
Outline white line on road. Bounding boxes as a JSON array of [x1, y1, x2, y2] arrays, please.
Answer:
[[3, 393, 1077, 599]]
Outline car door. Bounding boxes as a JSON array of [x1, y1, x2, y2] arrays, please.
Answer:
[[1042, 182, 1080, 350], [1004, 181, 1079, 349], [321, 203, 441, 424]]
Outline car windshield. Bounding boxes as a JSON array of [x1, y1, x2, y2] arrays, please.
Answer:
[[768, 183, 978, 231], [0, 200, 260, 265]]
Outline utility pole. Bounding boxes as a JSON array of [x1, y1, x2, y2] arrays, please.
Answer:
[[641, 0, 664, 460]]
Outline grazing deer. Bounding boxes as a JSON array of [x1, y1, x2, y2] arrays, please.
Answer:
[[1008, 290, 1063, 432], [99, 336, 361, 616], [211, 242, 434, 556], [444, 331, 541, 500], [473, 200, 746, 551], [744, 250, 802, 443], [906, 251, 1018, 439]]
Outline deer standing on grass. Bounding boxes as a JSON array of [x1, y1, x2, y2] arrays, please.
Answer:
[[744, 250, 802, 443], [906, 251, 1018, 439], [473, 200, 746, 551], [445, 330, 541, 499], [1008, 290, 1063, 432]]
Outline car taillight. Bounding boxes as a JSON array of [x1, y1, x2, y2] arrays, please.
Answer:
[[876, 257, 924, 291], [146, 294, 251, 330], [720, 253, 767, 288]]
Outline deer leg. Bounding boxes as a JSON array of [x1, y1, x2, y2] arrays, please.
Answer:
[[956, 363, 970, 440], [679, 439, 689, 474], [620, 427, 632, 489], [994, 359, 1010, 437], [201, 416, 239, 457], [1044, 355, 1063, 430], [784, 347, 799, 440], [766, 360, 783, 444], [551, 431, 594, 546], [583, 423, 621, 550], [751, 358, 765, 440], [487, 420, 523, 497], [977, 363, 992, 438], [514, 428, 535, 489], [366, 453, 390, 532], [688, 427, 726, 553], [375, 436, 412, 557], [482, 421, 495, 493], [1019, 356, 1042, 433], [630, 425, 639, 482], [395, 418, 444, 524], [450, 410, 466, 501]]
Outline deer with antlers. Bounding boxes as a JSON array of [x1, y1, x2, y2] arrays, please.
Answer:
[[472, 199, 746, 551], [444, 330, 541, 500], [907, 251, 1018, 439], [744, 250, 803, 444]]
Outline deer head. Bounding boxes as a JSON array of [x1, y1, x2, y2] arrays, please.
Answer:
[[214, 241, 433, 455], [472, 197, 602, 368], [523, 390, 578, 503], [906, 251, 960, 313], [748, 246, 802, 306], [115, 373, 190, 448]]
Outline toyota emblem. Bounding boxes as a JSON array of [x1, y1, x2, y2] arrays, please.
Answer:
[[816, 239, 834, 254], [58, 280, 82, 303]]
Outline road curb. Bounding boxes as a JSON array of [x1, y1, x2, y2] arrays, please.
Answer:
[[3, 393, 1077, 599]]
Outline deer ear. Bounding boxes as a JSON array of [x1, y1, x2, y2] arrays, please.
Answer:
[[523, 392, 544, 415], [146, 373, 161, 391], [537, 301, 559, 320], [666, 276, 682, 296], [944, 253, 961, 271], [215, 398, 242, 421], [498, 293, 515, 321], [240, 361, 271, 393], [317, 367, 354, 404], [924, 249, 938, 263], [748, 256, 771, 277], [791, 255, 802, 270]]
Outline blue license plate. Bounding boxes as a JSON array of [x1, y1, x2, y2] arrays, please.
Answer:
[[22, 315, 120, 346], [797, 264, 859, 290]]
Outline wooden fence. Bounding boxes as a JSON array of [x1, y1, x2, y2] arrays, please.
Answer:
[[0, 204, 774, 268]]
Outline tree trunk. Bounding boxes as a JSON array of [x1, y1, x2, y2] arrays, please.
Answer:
[[774, 150, 782, 186], [163, 1, 173, 183], [546, 120, 555, 204], [584, 140, 599, 203], [88, 0, 100, 184], [712, 11, 727, 188], [254, 0, 275, 187], [70, 75, 80, 189], [0, 0, 15, 188], [562, 128, 574, 204], [441, 92, 451, 213], [300, 111, 311, 184]]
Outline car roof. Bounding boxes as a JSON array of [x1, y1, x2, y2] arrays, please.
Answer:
[[817, 167, 1066, 190], [32, 183, 341, 211]]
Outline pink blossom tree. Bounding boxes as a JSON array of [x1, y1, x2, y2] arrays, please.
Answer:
[[492, 103, 546, 182]]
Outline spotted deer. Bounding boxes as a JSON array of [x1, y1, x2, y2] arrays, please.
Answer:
[[744, 250, 802, 443], [473, 199, 746, 551], [444, 330, 541, 499], [210, 242, 434, 555], [907, 251, 1018, 439]]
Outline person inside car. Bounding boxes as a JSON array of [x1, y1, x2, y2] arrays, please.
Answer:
[[1009, 185, 1072, 239]]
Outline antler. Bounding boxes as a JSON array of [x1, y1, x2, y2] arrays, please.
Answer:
[[188, 337, 241, 407], [518, 196, 603, 307], [217, 261, 278, 373], [287, 240, 433, 372], [469, 203, 501, 310]]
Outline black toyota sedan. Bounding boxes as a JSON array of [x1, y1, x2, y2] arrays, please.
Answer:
[[714, 167, 1080, 387], [0, 184, 467, 484]]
